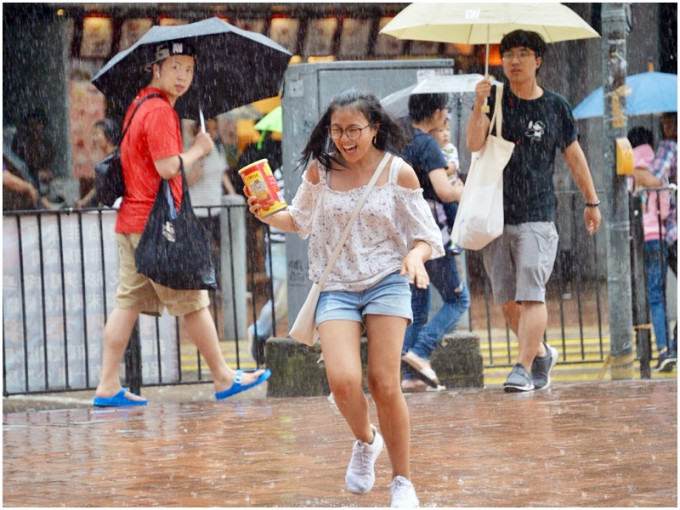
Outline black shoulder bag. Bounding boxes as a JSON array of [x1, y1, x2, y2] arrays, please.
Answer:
[[134, 156, 218, 290], [94, 93, 163, 207]]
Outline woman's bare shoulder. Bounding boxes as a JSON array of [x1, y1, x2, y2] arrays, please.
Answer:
[[303, 159, 321, 185], [396, 160, 420, 190]]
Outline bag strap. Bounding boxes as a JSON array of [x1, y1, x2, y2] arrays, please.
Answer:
[[317, 151, 392, 285], [161, 156, 188, 221], [489, 84, 504, 138], [121, 93, 164, 143]]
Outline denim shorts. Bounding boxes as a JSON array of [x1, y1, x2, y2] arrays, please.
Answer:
[[315, 271, 413, 327]]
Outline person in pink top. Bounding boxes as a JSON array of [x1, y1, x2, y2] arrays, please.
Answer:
[[629, 126, 674, 372]]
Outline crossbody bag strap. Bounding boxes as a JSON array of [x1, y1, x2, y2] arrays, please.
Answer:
[[120, 93, 164, 143], [317, 151, 392, 285]]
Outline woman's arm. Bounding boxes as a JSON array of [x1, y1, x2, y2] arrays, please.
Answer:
[[222, 172, 238, 195], [186, 159, 204, 187], [400, 240, 432, 289]]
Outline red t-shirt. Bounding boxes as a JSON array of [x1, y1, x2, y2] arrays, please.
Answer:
[[115, 87, 184, 233]]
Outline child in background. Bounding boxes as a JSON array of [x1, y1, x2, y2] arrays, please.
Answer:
[[430, 114, 459, 182], [429, 114, 461, 253]]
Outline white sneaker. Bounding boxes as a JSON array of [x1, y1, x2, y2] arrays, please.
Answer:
[[345, 425, 384, 494], [390, 476, 419, 507]]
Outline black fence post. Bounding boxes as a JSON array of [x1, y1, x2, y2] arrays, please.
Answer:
[[629, 194, 651, 378], [124, 319, 143, 395]]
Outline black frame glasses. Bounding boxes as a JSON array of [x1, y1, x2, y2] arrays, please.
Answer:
[[328, 124, 372, 140]]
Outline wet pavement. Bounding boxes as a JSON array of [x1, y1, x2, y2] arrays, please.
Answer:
[[3, 380, 676, 507]]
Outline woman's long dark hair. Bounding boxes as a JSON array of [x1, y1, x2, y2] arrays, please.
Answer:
[[298, 89, 408, 171]]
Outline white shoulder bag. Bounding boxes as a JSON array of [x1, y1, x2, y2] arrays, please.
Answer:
[[289, 152, 392, 346], [450, 84, 515, 250]]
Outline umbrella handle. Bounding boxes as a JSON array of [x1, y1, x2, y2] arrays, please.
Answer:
[[483, 27, 490, 114], [199, 106, 206, 133]]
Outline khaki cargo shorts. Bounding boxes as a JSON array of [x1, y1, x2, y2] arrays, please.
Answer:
[[115, 233, 209, 317]]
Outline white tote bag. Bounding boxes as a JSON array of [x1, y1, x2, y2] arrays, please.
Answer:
[[450, 84, 515, 251], [288, 153, 392, 346]]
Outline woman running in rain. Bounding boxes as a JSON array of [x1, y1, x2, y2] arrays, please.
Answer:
[[246, 89, 444, 507]]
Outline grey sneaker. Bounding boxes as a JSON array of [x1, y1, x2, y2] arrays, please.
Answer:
[[531, 342, 558, 390], [345, 425, 384, 494], [390, 476, 419, 508], [503, 363, 534, 392]]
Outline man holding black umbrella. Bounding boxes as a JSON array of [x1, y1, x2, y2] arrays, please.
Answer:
[[93, 40, 271, 407]]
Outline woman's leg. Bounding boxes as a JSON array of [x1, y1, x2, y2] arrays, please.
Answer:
[[402, 285, 430, 380], [318, 319, 372, 441], [366, 314, 411, 479], [645, 240, 669, 353]]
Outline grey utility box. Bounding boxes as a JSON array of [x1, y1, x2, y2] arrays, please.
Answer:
[[280, 59, 462, 328]]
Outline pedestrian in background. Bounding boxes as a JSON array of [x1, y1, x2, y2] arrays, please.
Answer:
[[467, 29, 601, 392], [656, 113, 678, 363], [630, 115, 678, 371], [247, 89, 444, 507], [74, 118, 119, 209], [186, 116, 236, 283], [93, 40, 270, 407], [401, 93, 469, 392], [11, 108, 59, 209], [628, 126, 673, 371]]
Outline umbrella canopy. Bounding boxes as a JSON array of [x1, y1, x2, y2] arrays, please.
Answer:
[[380, 73, 500, 118], [254, 105, 282, 133], [573, 71, 678, 119], [92, 17, 291, 120], [380, 3, 599, 73]]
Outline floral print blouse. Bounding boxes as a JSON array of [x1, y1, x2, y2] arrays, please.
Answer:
[[288, 153, 444, 292]]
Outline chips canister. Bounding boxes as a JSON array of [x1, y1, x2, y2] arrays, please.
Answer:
[[238, 159, 287, 217]]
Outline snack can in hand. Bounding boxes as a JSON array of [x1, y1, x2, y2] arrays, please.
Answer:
[[238, 159, 287, 217]]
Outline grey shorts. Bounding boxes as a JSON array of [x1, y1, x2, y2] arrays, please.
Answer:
[[482, 222, 559, 305]]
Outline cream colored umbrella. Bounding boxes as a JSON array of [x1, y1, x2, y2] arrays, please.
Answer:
[[380, 3, 600, 75]]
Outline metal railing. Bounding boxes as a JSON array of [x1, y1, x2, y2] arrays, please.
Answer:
[[3, 189, 675, 395], [2, 201, 273, 396]]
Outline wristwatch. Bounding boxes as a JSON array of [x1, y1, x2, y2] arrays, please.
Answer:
[[585, 200, 600, 207]]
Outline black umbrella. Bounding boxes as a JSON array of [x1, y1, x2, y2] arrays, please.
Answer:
[[91, 17, 291, 120]]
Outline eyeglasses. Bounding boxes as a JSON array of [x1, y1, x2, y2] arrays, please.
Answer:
[[501, 50, 535, 63], [328, 124, 372, 140]]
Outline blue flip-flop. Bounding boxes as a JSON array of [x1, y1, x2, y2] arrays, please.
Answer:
[[215, 368, 272, 400], [93, 388, 148, 407]]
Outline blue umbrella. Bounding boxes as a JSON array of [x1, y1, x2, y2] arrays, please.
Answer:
[[573, 71, 677, 119]]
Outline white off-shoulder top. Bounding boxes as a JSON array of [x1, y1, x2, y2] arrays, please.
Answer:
[[288, 154, 444, 292]]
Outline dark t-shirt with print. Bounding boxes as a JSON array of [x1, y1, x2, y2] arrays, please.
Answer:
[[487, 84, 578, 224]]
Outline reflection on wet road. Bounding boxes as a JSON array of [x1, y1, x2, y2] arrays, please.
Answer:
[[4, 380, 676, 507]]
